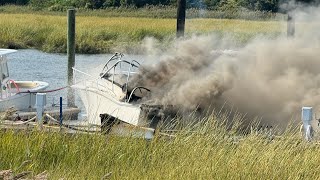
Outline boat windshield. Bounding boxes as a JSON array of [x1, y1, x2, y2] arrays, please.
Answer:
[[100, 53, 140, 78], [100, 53, 150, 102]]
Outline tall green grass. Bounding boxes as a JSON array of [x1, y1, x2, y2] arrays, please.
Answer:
[[0, 116, 317, 179], [0, 13, 285, 53]]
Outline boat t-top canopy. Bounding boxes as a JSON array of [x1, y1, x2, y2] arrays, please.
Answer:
[[0, 49, 17, 56]]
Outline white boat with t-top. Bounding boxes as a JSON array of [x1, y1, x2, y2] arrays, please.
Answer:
[[72, 53, 172, 128], [0, 49, 49, 111]]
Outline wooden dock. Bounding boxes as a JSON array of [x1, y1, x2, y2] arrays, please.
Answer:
[[0, 118, 156, 138], [0, 107, 171, 139], [2, 106, 81, 122], [0, 106, 90, 133], [17, 107, 80, 121]]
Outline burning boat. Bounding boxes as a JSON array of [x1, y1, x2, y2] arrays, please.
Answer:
[[72, 53, 173, 128]]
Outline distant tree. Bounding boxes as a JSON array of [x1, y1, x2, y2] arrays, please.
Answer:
[[255, 0, 279, 12], [4, 0, 319, 13], [187, 0, 207, 8], [203, 0, 222, 9], [103, 0, 121, 7], [0, 0, 29, 5], [28, 0, 52, 8]]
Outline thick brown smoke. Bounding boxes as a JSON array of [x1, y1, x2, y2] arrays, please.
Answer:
[[129, 5, 320, 129]]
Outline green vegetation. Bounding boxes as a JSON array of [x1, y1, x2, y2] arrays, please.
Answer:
[[0, 117, 317, 179], [2, 0, 317, 14], [1, 0, 282, 13], [0, 5, 285, 19], [0, 8, 286, 54]]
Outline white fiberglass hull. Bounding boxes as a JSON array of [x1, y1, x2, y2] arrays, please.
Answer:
[[0, 81, 49, 111], [75, 85, 141, 126]]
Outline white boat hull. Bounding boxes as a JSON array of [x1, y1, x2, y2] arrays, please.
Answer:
[[0, 81, 49, 111], [75, 85, 141, 126], [72, 55, 149, 126], [0, 93, 36, 111]]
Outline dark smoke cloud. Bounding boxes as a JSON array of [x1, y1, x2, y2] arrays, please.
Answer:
[[130, 5, 320, 129]]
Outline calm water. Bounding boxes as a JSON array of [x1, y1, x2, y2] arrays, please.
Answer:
[[7, 49, 146, 117]]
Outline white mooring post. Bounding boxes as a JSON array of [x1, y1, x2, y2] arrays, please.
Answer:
[[302, 107, 313, 141], [36, 93, 47, 128]]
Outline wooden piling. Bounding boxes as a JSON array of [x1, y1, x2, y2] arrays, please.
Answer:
[[176, 0, 186, 38], [67, 9, 76, 107], [287, 12, 295, 37]]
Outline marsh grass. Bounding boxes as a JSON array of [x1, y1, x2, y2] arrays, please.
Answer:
[[0, 114, 318, 179], [0, 9, 286, 53]]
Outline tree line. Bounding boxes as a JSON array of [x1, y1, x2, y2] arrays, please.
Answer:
[[1, 0, 319, 13]]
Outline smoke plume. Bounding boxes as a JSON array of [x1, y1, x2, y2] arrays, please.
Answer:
[[129, 5, 320, 129]]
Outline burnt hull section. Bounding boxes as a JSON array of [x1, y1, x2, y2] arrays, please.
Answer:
[[100, 104, 178, 132]]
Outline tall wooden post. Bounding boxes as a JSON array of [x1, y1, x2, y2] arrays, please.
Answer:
[[287, 11, 295, 37], [67, 9, 75, 107], [176, 0, 186, 38]]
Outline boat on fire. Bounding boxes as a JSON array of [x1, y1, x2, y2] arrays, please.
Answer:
[[0, 49, 49, 111], [72, 53, 173, 128]]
